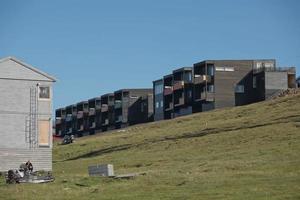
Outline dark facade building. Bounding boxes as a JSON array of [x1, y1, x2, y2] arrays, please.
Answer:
[[76, 101, 89, 136], [55, 89, 153, 137], [153, 59, 297, 121], [296, 76, 300, 88], [88, 97, 101, 134], [153, 67, 194, 121], [55, 108, 66, 136], [114, 89, 153, 129], [193, 59, 296, 112], [100, 93, 115, 131], [173, 67, 193, 118], [55, 58, 297, 137], [65, 104, 77, 136], [153, 79, 164, 121], [163, 74, 173, 120]]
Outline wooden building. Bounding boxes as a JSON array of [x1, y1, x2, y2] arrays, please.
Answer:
[[0, 56, 56, 171], [153, 59, 297, 121]]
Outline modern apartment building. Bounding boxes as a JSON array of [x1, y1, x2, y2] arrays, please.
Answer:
[[154, 59, 297, 121], [55, 58, 297, 136], [114, 89, 153, 129], [100, 93, 115, 131], [55, 89, 153, 136], [193, 59, 296, 111], [88, 97, 101, 134], [76, 101, 89, 136]]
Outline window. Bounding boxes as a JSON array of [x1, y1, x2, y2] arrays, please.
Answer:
[[160, 100, 163, 108], [215, 66, 234, 72], [207, 85, 214, 93], [187, 90, 192, 98], [156, 102, 159, 108], [207, 65, 214, 76], [39, 86, 50, 99], [130, 95, 138, 99], [253, 77, 257, 88], [184, 72, 192, 82], [235, 85, 244, 93], [141, 103, 144, 112], [225, 67, 234, 72], [215, 67, 225, 71], [154, 82, 163, 95], [123, 92, 129, 98]]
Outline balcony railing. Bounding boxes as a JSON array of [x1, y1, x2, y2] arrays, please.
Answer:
[[194, 75, 211, 84], [65, 114, 72, 122], [201, 92, 214, 101], [95, 104, 101, 110], [195, 92, 215, 102], [55, 117, 62, 125], [101, 104, 108, 112], [164, 86, 173, 96], [90, 122, 96, 129], [77, 124, 84, 131], [67, 127, 72, 134], [114, 100, 122, 109], [173, 81, 184, 90], [115, 115, 123, 123], [89, 108, 96, 116], [77, 111, 84, 119], [102, 119, 109, 126], [253, 66, 296, 74], [174, 97, 185, 107], [165, 102, 173, 111]]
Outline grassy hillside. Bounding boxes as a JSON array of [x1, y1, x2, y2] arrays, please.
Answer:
[[1, 94, 300, 200]]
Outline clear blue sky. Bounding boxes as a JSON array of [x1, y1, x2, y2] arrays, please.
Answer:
[[1, 0, 299, 110]]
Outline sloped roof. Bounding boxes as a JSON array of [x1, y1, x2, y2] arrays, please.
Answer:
[[0, 56, 57, 82]]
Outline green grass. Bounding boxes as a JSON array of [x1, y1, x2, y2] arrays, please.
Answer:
[[1, 94, 300, 200]]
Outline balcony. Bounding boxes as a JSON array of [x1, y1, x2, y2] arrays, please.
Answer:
[[165, 102, 173, 111], [67, 127, 72, 134], [65, 114, 72, 122], [114, 100, 122, 109], [102, 119, 109, 126], [194, 75, 211, 84], [173, 81, 184, 91], [174, 97, 185, 107], [77, 124, 84, 131], [72, 111, 77, 116], [199, 92, 215, 102], [89, 108, 96, 116], [164, 86, 173, 96], [101, 104, 108, 112], [90, 122, 96, 129], [55, 117, 62, 125], [77, 111, 84, 119], [115, 115, 123, 123]]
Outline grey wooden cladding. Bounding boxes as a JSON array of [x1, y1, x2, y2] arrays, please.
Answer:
[[0, 57, 56, 172], [0, 148, 52, 171], [88, 164, 114, 177]]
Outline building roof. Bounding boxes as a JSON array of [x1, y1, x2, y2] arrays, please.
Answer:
[[173, 67, 192, 73], [101, 93, 114, 98], [0, 56, 57, 82], [193, 59, 276, 66], [114, 88, 152, 93]]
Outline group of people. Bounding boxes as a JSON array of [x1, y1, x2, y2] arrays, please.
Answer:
[[6, 160, 34, 184]]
